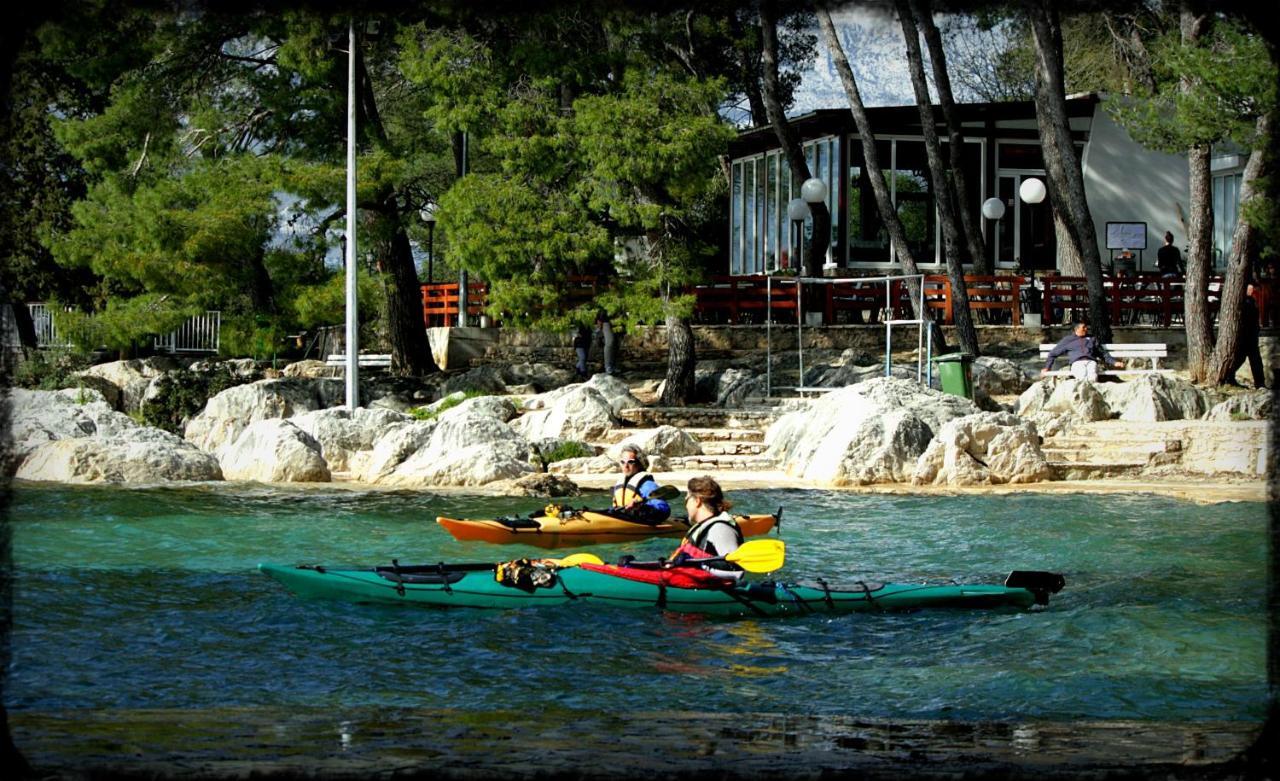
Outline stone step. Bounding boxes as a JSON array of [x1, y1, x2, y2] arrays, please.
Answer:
[[1049, 461, 1147, 480], [698, 441, 769, 456], [595, 427, 766, 445], [619, 406, 781, 430], [1041, 448, 1158, 464], [665, 454, 778, 471]]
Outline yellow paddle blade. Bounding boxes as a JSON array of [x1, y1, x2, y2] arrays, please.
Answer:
[[723, 539, 786, 573], [553, 552, 606, 568]]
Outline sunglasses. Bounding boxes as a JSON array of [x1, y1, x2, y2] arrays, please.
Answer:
[[619, 459, 638, 465]]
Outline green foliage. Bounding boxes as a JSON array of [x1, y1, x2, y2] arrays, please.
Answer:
[[141, 366, 244, 434], [1109, 20, 1276, 154], [408, 389, 487, 421], [540, 441, 594, 463], [10, 348, 94, 390]]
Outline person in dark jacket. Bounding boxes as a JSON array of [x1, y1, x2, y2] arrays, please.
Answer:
[[1229, 283, 1267, 389], [572, 324, 591, 379], [1157, 231, 1183, 276], [1042, 320, 1125, 382]]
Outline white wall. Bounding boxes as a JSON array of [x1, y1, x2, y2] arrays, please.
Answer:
[[1080, 102, 1189, 271]]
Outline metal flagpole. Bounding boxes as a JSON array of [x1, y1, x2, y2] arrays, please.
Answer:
[[344, 21, 359, 410]]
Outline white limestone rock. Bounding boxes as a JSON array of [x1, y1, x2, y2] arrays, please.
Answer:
[[437, 395, 519, 423], [547, 454, 617, 475], [290, 407, 412, 472], [1204, 389, 1273, 421], [218, 419, 331, 483], [16, 426, 221, 483], [7, 388, 140, 465], [511, 384, 619, 441], [913, 412, 1051, 486], [79, 358, 182, 412], [348, 421, 437, 483], [375, 415, 534, 487], [184, 378, 335, 453], [610, 426, 703, 459], [1097, 374, 1207, 422], [971, 356, 1033, 396], [764, 377, 979, 485]]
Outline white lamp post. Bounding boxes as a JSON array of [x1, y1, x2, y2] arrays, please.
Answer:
[[419, 202, 437, 283], [786, 197, 810, 272], [344, 21, 359, 410], [1019, 177, 1046, 205], [800, 178, 831, 270]]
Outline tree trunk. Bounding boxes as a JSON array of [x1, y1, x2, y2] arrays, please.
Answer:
[[356, 44, 436, 376], [1206, 113, 1269, 384], [660, 313, 697, 405], [1054, 209, 1084, 276], [385, 215, 438, 376], [816, 5, 947, 350], [1026, 0, 1111, 343], [897, 0, 979, 357], [1180, 6, 1215, 382], [912, 0, 989, 275], [760, 0, 830, 277]]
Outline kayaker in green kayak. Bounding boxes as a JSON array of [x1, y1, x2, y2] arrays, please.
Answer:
[[671, 476, 744, 582], [610, 446, 672, 523]]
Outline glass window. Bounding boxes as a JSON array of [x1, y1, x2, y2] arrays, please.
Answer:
[[730, 161, 743, 275], [998, 143, 1044, 170], [892, 140, 936, 265], [744, 158, 757, 274], [1213, 172, 1241, 270], [847, 140, 891, 264], [767, 153, 780, 271]]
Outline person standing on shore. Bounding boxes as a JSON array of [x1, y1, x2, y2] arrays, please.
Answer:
[[572, 323, 591, 379], [1229, 283, 1267, 389], [595, 310, 616, 375]]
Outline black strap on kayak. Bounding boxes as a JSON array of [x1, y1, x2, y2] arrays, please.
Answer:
[[553, 573, 579, 600], [854, 580, 881, 611], [436, 562, 453, 594], [775, 506, 783, 533], [718, 583, 770, 617], [777, 582, 813, 613], [389, 559, 406, 597], [815, 578, 835, 610]]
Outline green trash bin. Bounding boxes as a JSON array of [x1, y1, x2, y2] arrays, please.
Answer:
[[932, 353, 974, 399]]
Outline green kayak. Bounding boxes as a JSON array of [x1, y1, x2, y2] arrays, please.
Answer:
[[258, 561, 1064, 617]]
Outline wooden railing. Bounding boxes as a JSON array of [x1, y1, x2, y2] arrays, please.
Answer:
[[418, 273, 1274, 329], [1040, 274, 1224, 327], [421, 282, 489, 327], [692, 275, 799, 324]]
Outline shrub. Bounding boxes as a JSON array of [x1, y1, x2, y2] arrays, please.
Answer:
[[408, 389, 488, 422], [141, 367, 244, 434], [11, 348, 93, 391], [541, 441, 594, 463]]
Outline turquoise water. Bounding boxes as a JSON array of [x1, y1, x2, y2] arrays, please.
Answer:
[[5, 483, 1267, 730]]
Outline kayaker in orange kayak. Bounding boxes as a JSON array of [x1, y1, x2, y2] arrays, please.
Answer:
[[611, 445, 672, 523], [671, 476, 744, 582]]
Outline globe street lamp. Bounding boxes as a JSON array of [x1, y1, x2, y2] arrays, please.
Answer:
[[1019, 177, 1046, 205], [981, 197, 1006, 221], [800, 177, 831, 270], [419, 202, 437, 283]]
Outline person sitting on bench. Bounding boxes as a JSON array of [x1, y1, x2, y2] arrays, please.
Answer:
[[1042, 320, 1125, 382]]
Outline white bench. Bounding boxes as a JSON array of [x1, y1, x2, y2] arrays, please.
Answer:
[[325, 353, 392, 369], [1038, 343, 1171, 376]]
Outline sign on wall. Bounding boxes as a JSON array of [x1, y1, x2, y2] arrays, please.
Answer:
[[1105, 222, 1147, 250]]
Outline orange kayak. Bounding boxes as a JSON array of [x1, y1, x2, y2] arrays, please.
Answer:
[[436, 509, 779, 548]]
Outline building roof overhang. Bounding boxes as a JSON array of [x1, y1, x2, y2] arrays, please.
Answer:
[[729, 94, 1099, 158]]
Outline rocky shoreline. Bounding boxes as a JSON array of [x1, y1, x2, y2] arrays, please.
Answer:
[[5, 355, 1272, 498]]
